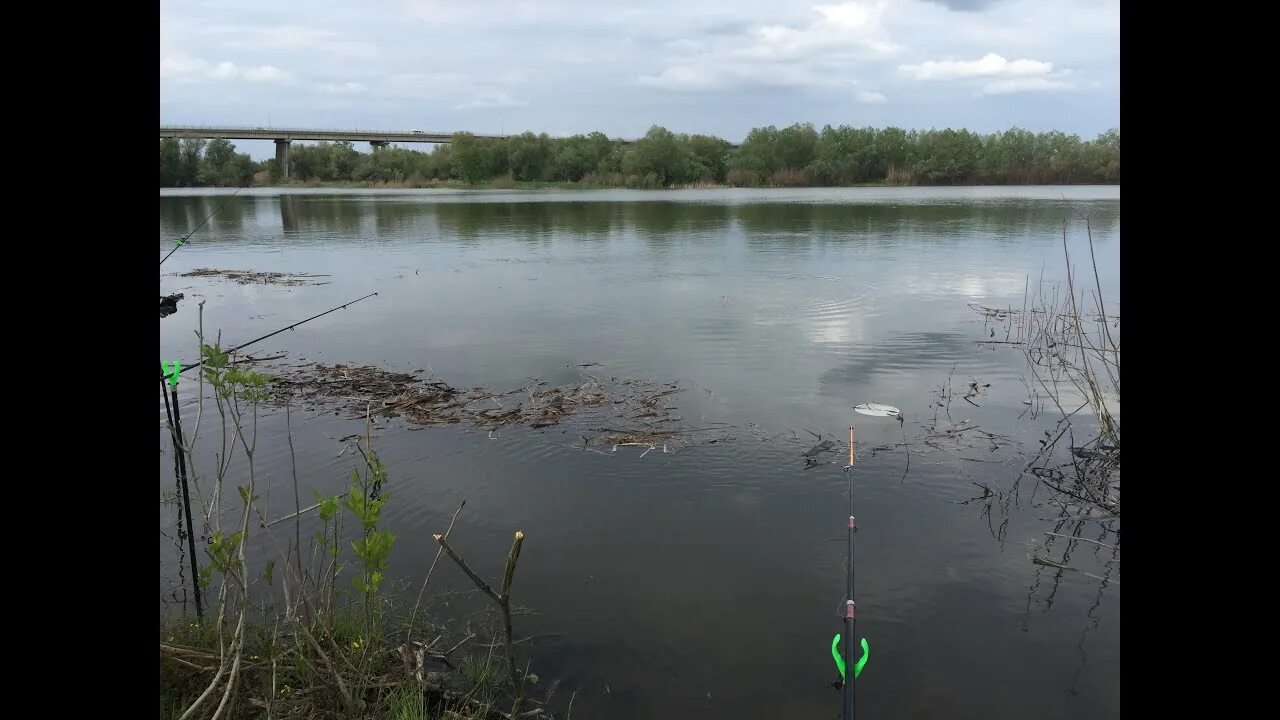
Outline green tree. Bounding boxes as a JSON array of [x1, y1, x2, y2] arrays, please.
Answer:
[[154, 124, 1120, 188], [687, 135, 733, 183], [550, 133, 614, 181], [728, 126, 780, 184], [1086, 129, 1120, 183], [178, 138, 206, 186], [775, 123, 819, 171], [809, 126, 878, 184], [623, 126, 705, 186], [912, 129, 982, 184], [160, 138, 182, 187], [506, 132, 552, 181], [198, 139, 237, 186], [450, 133, 509, 184]]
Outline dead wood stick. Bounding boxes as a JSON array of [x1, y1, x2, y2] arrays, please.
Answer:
[[229, 353, 288, 364], [1044, 532, 1117, 550], [434, 530, 528, 716], [500, 531, 526, 716], [442, 632, 477, 657], [432, 535, 500, 604], [474, 633, 564, 649], [1031, 555, 1119, 585], [163, 655, 216, 672], [260, 493, 349, 528]]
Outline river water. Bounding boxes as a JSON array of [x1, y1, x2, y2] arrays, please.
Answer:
[[159, 186, 1120, 719]]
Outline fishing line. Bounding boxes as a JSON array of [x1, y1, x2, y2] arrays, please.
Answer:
[[160, 186, 245, 267], [164, 292, 380, 380]]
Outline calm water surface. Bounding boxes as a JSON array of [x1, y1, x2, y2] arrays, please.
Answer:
[[159, 186, 1119, 720]]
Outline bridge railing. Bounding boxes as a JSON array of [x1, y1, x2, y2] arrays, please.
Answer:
[[159, 126, 639, 143], [159, 125, 462, 134]]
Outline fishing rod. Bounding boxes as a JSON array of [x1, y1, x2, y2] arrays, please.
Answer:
[[161, 291, 379, 381], [161, 375, 203, 622], [833, 426, 869, 719], [160, 186, 245, 267], [830, 403, 900, 716]]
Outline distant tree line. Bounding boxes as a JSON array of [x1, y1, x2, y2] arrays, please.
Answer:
[[159, 138, 259, 187], [160, 124, 1119, 188]]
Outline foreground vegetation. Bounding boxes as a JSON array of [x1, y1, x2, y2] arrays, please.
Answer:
[[160, 324, 552, 719], [160, 123, 1119, 189]]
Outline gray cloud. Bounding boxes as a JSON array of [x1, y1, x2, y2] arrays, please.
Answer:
[[160, 0, 1118, 150], [922, 0, 1008, 11]]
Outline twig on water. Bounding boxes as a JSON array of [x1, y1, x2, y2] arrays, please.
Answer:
[[1032, 555, 1119, 585], [1044, 532, 1117, 550]]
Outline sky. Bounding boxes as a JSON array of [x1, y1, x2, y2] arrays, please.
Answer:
[[160, 0, 1119, 159]]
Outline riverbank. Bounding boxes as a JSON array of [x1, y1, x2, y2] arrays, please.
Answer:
[[171, 177, 1121, 191]]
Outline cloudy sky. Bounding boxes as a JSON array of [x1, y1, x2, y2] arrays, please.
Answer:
[[160, 0, 1118, 156]]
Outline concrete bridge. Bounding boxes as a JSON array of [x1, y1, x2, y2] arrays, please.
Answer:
[[159, 126, 634, 178]]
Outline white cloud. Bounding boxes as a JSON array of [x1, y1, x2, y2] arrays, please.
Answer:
[[160, 54, 293, 84], [240, 64, 293, 83], [160, 54, 209, 81], [638, 66, 721, 92], [209, 25, 378, 59], [856, 90, 887, 103], [384, 73, 527, 110], [980, 77, 1071, 95], [318, 81, 366, 95], [899, 52, 1073, 95], [900, 53, 1052, 80], [639, 1, 900, 92], [455, 90, 528, 110]]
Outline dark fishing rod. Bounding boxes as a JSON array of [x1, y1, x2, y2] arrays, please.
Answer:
[[160, 186, 244, 267], [843, 426, 857, 719], [832, 425, 869, 720], [161, 377, 203, 622], [163, 292, 379, 380]]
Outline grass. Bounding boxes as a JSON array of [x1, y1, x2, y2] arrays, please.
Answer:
[[384, 684, 428, 720], [159, 325, 548, 719], [160, 596, 519, 719]]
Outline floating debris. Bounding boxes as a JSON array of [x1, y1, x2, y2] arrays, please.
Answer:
[[265, 362, 730, 454], [160, 293, 184, 318], [803, 439, 836, 457], [178, 268, 331, 286]]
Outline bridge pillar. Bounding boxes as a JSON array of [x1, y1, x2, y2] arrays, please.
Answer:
[[274, 139, 292, 178], [370, 141, 389, 151]]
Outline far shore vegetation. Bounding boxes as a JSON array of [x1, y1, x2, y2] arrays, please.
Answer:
[[160, 123, 1120, 190]]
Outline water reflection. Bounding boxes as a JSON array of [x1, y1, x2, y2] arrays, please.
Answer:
[[159, 186, 1121, 720], [161, 188, 1120, 250]]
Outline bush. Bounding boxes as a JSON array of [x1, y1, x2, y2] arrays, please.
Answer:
[[885, 165, 917, 186], [768, 168, 810, 187], [725, 167, 757, 187]]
